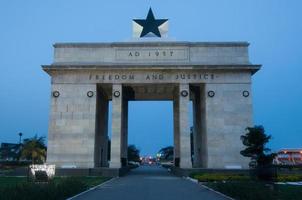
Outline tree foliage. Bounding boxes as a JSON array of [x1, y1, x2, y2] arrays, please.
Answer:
[[240, 126, 276, 168], [21, 135, 47, 164], [127, 145, 140, 162], [158, 146, 174, 161]]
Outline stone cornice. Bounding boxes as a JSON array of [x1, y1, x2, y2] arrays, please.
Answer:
[[42, 64, 261, 75], [53, 41, 250, 48]]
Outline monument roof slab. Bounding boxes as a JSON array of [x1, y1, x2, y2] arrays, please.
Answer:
[[51, 41, 253, 66], [53, 41, 250, 48]]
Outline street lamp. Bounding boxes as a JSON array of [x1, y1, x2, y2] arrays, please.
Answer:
[[18, 132, 23, 144]]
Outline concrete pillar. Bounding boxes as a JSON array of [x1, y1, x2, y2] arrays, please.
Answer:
[[94, 86, 109, 167], [199, 86, 208, 168], [178, 84, 192, 168], [203, 83, 251, 169], [46, 84, 97, 168], [121, 99, 128, 166], [192, 86, 202, 167], [110, 84, 123, 168], [173, 94, 180, 167], [191, 85, 207, 168]]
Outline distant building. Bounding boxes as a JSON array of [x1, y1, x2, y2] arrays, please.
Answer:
[[274, 148, 302, 166], [0, 143, 22, 161]]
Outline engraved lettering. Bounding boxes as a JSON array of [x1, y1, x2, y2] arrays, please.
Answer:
[[89, 73, 215, 82], [117, 49, 188, 61], [122, 75, 127, 80]]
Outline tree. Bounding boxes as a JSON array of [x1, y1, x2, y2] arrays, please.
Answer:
[[158, 146, 174, 161], [240, 126, 276, 168], [127, 145, 140, 162], [21, 135, 47, 164]]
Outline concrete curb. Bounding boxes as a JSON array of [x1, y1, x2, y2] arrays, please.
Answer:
[[185, 176, 198, 184], [276, 181, 302, 186], [199, 183, 235, 200], [67, 177, 118, 200], [184, 177, 234, 200]]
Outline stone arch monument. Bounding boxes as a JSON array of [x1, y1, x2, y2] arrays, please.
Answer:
[[43, 41, 260, 171]]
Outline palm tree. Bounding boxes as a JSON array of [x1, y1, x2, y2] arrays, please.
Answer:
[[21, 135, 47, 164]]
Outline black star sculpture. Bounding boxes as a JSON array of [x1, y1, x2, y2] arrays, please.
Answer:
[[133, 8, 168, 38]]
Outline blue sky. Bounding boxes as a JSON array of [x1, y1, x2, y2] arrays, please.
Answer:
[[0, 0, 301, 156]]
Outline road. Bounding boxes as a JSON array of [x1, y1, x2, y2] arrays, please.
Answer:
[[72, 165, 228, 200]]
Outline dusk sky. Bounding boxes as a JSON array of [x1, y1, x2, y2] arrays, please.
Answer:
[[0, 0, 301, 156]]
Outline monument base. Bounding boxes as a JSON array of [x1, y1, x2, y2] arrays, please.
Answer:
[[55, 167, 130, 177], [7, 167, 130, 177]]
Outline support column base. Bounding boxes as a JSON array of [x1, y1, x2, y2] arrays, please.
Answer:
[[109, 162, 121, 169], [55, 167, 130, 177]]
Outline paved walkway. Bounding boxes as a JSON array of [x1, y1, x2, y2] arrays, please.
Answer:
[[72, 165, 228, 200]]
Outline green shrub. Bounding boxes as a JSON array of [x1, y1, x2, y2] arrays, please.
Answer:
[[190, 172, 302, 183], [277, 174, 302, 182], [191, 173, 250, 182]]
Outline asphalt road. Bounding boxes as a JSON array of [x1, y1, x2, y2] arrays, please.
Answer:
[[72, 165, 228, 200]]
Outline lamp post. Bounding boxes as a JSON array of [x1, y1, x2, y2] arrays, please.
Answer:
[[18, 132, 23, 144]]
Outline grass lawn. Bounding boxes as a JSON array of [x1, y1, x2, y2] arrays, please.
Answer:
[[0, 176, 109, 200], [0, 176, 28, 186], [190, 172, 302, 200], [205, 181, 302, 200]]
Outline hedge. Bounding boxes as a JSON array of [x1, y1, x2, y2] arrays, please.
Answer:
[[191, 173, 250, 182]]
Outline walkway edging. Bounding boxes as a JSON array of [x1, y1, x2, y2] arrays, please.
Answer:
[[67, 177, 118, 200], [184, 177, 235, 200]]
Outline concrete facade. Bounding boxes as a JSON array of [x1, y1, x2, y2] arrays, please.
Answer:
[[43, 41, 260, 169]]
